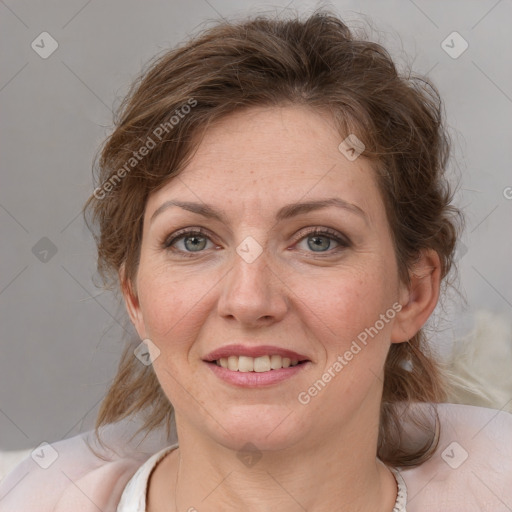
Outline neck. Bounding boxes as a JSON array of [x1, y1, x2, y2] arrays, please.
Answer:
[[155, 417, 398, 512], [174, 446, 394, 512]]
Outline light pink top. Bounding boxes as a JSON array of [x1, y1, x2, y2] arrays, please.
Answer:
[[1, 403, 511, 511]]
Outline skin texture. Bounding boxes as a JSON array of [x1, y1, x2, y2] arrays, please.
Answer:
[[121, 105, 441, 511]]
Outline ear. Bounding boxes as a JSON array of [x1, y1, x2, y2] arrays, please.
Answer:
[[119, 263, 147, 340], [391, 249, 441, 344]]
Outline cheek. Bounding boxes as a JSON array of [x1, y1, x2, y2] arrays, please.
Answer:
[[304, 274, 395, 394], [136, 261, 210, 348], [299, 264, 395, 345], [136, 234, 399, 361]]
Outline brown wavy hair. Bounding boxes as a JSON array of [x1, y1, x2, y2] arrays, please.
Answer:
[[83, 9, 463, 467]]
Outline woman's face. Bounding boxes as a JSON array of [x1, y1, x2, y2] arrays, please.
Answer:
[[125, 105, 412, 451]]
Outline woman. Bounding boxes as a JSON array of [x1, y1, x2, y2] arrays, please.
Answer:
[[1, 9, 511, 512]]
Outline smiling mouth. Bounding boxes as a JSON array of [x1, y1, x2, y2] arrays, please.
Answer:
[[209, 355, 310, 372]]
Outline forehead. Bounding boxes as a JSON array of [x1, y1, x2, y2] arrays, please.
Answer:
[[146, 106, 382, 219]]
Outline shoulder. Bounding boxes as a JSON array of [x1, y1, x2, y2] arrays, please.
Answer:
[[0, 419, 172, 512], [401, 402, 512, 512]]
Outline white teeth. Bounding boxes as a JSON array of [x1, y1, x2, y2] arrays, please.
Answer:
[[253, 355, 271, 373], [227, 356, 238, 371], [238, 356, 254, 372], [214, 354, 303, 372], [270, 355, 282, 370]]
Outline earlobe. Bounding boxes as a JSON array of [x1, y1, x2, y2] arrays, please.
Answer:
[[119, 264, 146, 339], [390, 249, 441, 344]]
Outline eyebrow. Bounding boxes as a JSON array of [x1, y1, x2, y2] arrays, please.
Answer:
[[150, 197, 369, 225]]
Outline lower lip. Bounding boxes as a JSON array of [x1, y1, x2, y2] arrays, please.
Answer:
[[206, 361, 310, 387]]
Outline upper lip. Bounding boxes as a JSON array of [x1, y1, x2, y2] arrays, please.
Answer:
[[203, 344, 310, 362]]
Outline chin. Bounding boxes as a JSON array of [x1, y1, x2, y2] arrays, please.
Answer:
[[203, 403, 306, 452]]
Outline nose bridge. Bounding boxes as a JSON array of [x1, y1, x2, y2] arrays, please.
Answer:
[[233, 239, 270, 289], [217, 236, 287, 323]]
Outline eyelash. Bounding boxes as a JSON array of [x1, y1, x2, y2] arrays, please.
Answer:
[[162, 227, 350, 258]]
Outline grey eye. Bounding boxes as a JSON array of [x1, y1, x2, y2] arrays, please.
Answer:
[[181, 234, 209, 252], [306, 235, 334, 252]]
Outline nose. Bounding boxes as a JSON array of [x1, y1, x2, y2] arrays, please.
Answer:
[[216, 245, 288, 326]]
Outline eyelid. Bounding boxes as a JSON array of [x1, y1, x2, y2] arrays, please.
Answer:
[[293, 226, 350, 246], [162, 227, 215, 249], [162, 225, 351, 257]]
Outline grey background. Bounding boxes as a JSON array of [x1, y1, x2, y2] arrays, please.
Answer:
[[1, 0, 511, 450]]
